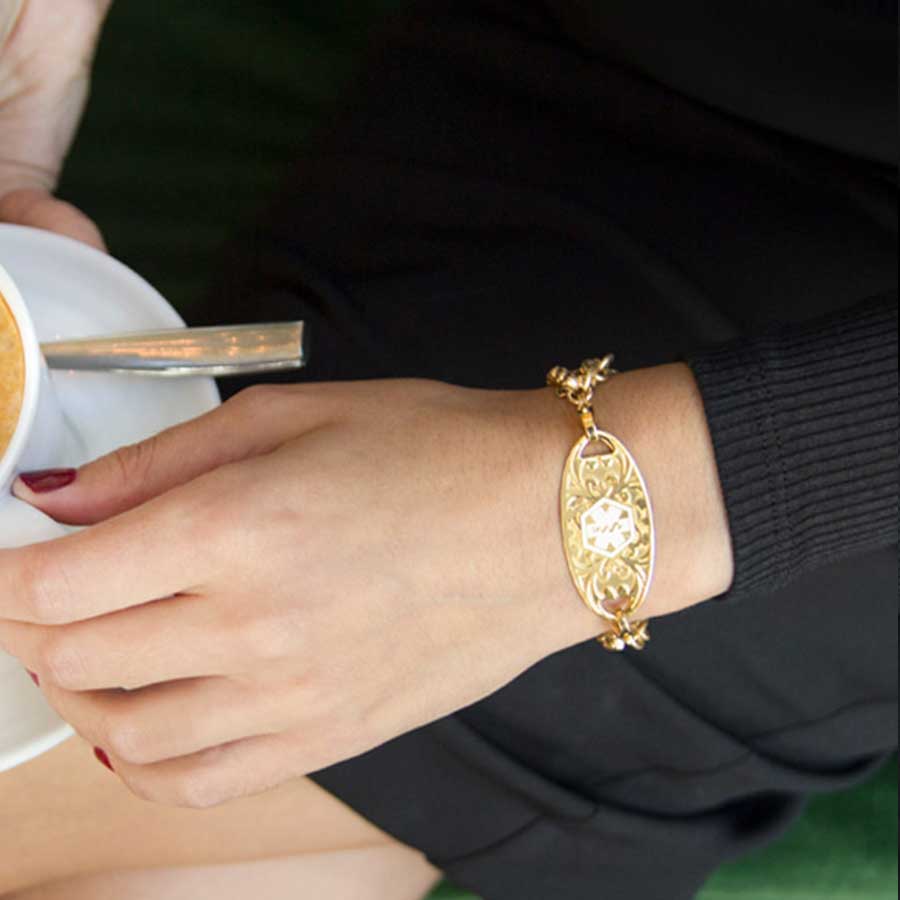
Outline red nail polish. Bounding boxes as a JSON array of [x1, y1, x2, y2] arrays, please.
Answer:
[[94, 747, 114, 772], [18, 469, 77, 494], [27, 670, 40, 686]]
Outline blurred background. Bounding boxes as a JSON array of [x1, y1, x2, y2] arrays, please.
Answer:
[[58, 2, 898, 898]]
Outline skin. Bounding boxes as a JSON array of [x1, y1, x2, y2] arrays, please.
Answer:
[[0, 369, 733, 900], [0, 367, 733, 900], [1, 737, 440, 899], [0, 2, 439, 895], [0, 0, 108, 247], [0, 372, 732, 807], [0, 1, 734, 895]]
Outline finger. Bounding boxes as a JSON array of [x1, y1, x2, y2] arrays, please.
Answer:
[[36, 675, 296, 767], [0, 188, 106, 251], [0, 472, 227, 623], [12, 385, 310, 526], [0, 591, 254, 689], [112, 729, 340, 809]]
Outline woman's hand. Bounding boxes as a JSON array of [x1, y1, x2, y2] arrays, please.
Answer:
[[0, 369, 732, 808], [0, 0, 111, 247]]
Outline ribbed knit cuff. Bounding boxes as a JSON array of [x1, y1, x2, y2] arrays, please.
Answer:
[[686, 293, 898, 603]]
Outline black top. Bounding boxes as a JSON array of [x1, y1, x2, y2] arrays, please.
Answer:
[[545, 0, 899, 602], [689, 294, 897, 602]]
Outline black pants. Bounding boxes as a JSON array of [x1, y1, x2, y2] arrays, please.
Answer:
[[196, 2, 898, 896]]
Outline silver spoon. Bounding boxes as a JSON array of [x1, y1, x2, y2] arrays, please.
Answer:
[[41, 322, 306, 377]]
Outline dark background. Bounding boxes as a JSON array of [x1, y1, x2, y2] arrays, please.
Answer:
[[57, 3, 898, 898], [61, 0, 406, 313]]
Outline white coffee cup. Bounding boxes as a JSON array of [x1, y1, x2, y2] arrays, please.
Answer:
[[0, 262, 73, 548]]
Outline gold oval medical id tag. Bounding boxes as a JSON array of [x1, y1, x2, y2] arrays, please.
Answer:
[[560, 430, 656, 650]]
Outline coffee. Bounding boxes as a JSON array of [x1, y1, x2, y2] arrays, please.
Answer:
[[0, 293, 24, 459]]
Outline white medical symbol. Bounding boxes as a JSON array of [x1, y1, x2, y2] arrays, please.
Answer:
[[581, 499, 635, 558]]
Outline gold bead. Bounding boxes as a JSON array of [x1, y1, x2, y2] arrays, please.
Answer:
[[599, 632, 627, 652]]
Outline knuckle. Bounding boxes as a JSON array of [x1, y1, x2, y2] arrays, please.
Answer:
[[109, 437, 159, 490], [102, 713, 145, 765], [169, 771, 228, 810], [38, 632, 87, 688], [120, 772, 161, 805], [226, 383, 283, 417], [225, 384, 316, 440], [15, 546, 68, 625]]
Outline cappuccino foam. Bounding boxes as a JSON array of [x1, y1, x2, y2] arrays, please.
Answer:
[[0, 294, 24, 459]]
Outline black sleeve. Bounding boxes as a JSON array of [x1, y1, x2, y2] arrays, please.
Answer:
[[686, 292, 898, 603]]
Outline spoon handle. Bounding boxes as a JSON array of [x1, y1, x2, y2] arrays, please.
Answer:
[[41, 322, 306, 377]]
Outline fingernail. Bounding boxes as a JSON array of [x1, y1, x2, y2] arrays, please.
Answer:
[[26, 670, 39, 686], [94, 747, 114, 772], [15, 468, 77, 495]]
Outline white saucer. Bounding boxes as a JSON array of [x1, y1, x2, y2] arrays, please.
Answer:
[[0, 224, 220, 773]]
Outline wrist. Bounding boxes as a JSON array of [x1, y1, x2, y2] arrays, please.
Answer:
[[599, 363, 734, 618], [534, 362, 734, 652]]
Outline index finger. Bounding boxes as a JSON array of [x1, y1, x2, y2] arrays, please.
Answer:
[[0, 476, 220, 625]]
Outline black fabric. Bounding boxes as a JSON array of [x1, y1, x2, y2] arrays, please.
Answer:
[[547, 0, 898, 169], [688, 294, 898, 603], [197, 1, 899, 897]]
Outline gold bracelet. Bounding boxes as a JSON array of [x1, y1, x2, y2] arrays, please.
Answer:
[[547, 355, 656, 651]]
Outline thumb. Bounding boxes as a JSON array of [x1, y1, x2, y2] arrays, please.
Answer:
[[11, 387, 304, 525], [0, 188, 106, 251]]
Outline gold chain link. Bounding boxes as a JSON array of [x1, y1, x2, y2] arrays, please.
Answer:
[[547, 353, 617, 414]]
